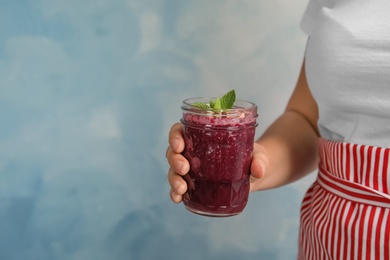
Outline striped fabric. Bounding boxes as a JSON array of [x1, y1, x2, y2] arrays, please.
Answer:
[[298, 138, 390, 259]]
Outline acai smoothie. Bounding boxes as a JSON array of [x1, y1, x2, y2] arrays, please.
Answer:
[[180, 90, 258, 217]]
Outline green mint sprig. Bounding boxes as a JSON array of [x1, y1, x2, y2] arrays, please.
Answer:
[[192, 89, 236, 112]]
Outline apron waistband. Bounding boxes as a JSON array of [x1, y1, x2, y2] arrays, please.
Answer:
[[318, 166, 390, 208], [317, 138, 390, 208]]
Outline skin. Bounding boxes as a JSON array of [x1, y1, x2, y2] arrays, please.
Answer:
[[166, 60, 320, 203]]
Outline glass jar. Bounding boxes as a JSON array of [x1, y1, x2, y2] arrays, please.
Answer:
[[180, 98, 258, 217]]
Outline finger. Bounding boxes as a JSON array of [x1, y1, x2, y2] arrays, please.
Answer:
[[170, 188, 183, 203], [249, 143, 268, 193], [165, 146, 190, 175], [249, 157, 268, 193], [167, 167, 188, 195], [250, 143, 268, 179], [168, 123, 185, 153], [250, 158, 266, 180]]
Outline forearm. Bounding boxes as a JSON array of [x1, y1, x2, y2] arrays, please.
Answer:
[[251, 109, 319, 191]]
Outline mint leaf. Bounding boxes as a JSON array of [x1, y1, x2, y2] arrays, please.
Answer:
[[221, 89, 236, 109], [209, 100, 216, 108], [190, 89, 236, 112], [192, 102, 210, 110], [214, 98, 222, 110]]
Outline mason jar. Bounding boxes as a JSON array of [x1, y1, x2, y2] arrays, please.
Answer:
[[180, 98, 258, 217]]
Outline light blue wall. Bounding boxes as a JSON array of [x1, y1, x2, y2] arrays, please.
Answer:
[[0, 0, 316, 259]]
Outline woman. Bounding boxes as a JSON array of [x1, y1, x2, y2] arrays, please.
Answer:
[[166, 0, 390, 258]]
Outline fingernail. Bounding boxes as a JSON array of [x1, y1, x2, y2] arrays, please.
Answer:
[[174, 181, 185, 194], [172, 191, 181, 202], [174, 160, 185, 174], [172, 138, 180, 152]]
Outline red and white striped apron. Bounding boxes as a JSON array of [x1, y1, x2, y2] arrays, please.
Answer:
[[298, 138, 390, 259]]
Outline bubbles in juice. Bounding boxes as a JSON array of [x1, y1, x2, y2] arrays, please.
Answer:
[[181, 109, 256, 217]]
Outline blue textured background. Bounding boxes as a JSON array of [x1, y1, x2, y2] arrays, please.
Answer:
[[0, 0, 316, 259]]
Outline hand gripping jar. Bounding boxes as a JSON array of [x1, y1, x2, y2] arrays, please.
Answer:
[[181, 98, 258, 217]]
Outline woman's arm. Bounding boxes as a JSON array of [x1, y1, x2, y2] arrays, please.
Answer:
[[250, 61, 320, 191]]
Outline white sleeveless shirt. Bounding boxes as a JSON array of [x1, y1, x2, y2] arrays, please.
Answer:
[[301, 0, 390, 147]]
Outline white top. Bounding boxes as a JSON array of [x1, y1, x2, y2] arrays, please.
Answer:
[[300, 0, 390, 148]]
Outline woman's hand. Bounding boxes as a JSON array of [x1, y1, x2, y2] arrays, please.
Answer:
[[166, 123, 268, 203], [166, 123, 189, 203]]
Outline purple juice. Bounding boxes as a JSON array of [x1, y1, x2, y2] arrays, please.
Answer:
[[181, 98, 257, 217]]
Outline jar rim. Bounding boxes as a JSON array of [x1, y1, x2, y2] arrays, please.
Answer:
[[183, 97, 256, 108], [182, 97, 257, 117]]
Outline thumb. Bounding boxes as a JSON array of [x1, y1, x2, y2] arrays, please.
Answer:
[[250, 143, 268, 180], [250, 157, 267, 180]]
